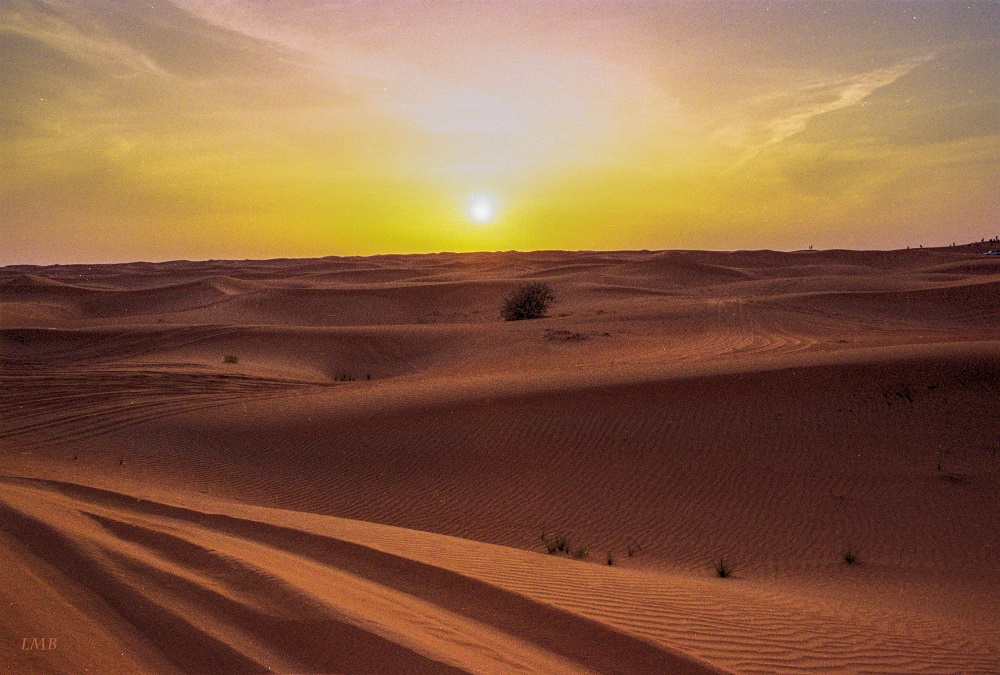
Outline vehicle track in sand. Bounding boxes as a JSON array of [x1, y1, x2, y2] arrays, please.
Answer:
[[0, 365, 324, 447]]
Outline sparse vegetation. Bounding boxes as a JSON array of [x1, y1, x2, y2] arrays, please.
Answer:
[[626, 539, 643, 558], [540, 527, 595, 562], [542, 531, 591, 560], [541, 531, 566, 554], [501, 282, 554, 321], [334, 372, 355, 382], [223, 354, 238, 364], [715, 558, 732, 578], [606, 551, 614, 566], [843, 548, 858, 565]]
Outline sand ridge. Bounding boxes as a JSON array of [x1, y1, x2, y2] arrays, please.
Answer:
[[2, 246, 999, 673]]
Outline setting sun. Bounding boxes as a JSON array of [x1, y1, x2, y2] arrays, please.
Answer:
[[468, 195, 498, 224]]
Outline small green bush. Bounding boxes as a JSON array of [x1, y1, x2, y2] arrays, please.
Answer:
[[223, 354, 238, 364], [501, 282, 554, 321]]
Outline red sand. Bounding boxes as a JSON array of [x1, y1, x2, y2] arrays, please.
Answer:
[[2, 246, 998, 673]]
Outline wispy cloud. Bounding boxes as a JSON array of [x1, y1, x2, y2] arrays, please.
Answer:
[[727, 52, 936, 169], [1, 1, 172, 78]]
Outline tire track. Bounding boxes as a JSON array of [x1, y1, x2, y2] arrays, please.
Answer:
[[0, 477, 723, 675], [0, 366, 323, 446]]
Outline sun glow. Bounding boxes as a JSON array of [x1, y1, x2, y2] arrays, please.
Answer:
[[468, 195, 498, 223]]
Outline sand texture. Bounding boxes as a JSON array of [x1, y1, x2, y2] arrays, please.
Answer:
[[2, 246, 999, 674]]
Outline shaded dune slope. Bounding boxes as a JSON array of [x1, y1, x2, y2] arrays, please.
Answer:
[[9, 352, 996, 581]]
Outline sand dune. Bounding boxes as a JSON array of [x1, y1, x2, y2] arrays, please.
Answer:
[[2, 246, 999, 673]]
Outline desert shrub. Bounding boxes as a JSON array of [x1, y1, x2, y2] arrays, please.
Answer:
[[541, 532, 572, 555], [223, 354, 238, 364], [501, 282, 554, 321], [843, 548, 858, 565], [715, 558, 732, 578]]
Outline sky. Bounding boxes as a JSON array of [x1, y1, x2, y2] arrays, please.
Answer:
[[1, 0, 999, 264]]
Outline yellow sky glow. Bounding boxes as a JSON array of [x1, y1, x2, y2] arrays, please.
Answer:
[[2, 1, 999, 263]]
